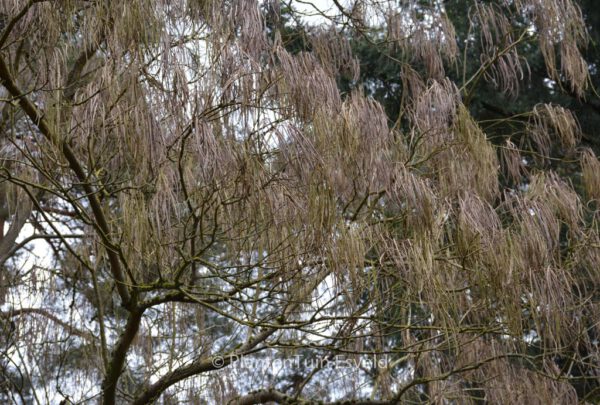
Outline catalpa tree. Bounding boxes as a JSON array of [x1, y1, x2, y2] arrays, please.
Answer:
[[0, 0, 598, 403]]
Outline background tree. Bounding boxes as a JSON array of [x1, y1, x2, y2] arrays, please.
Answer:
[[0, 0, 599, 404]]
